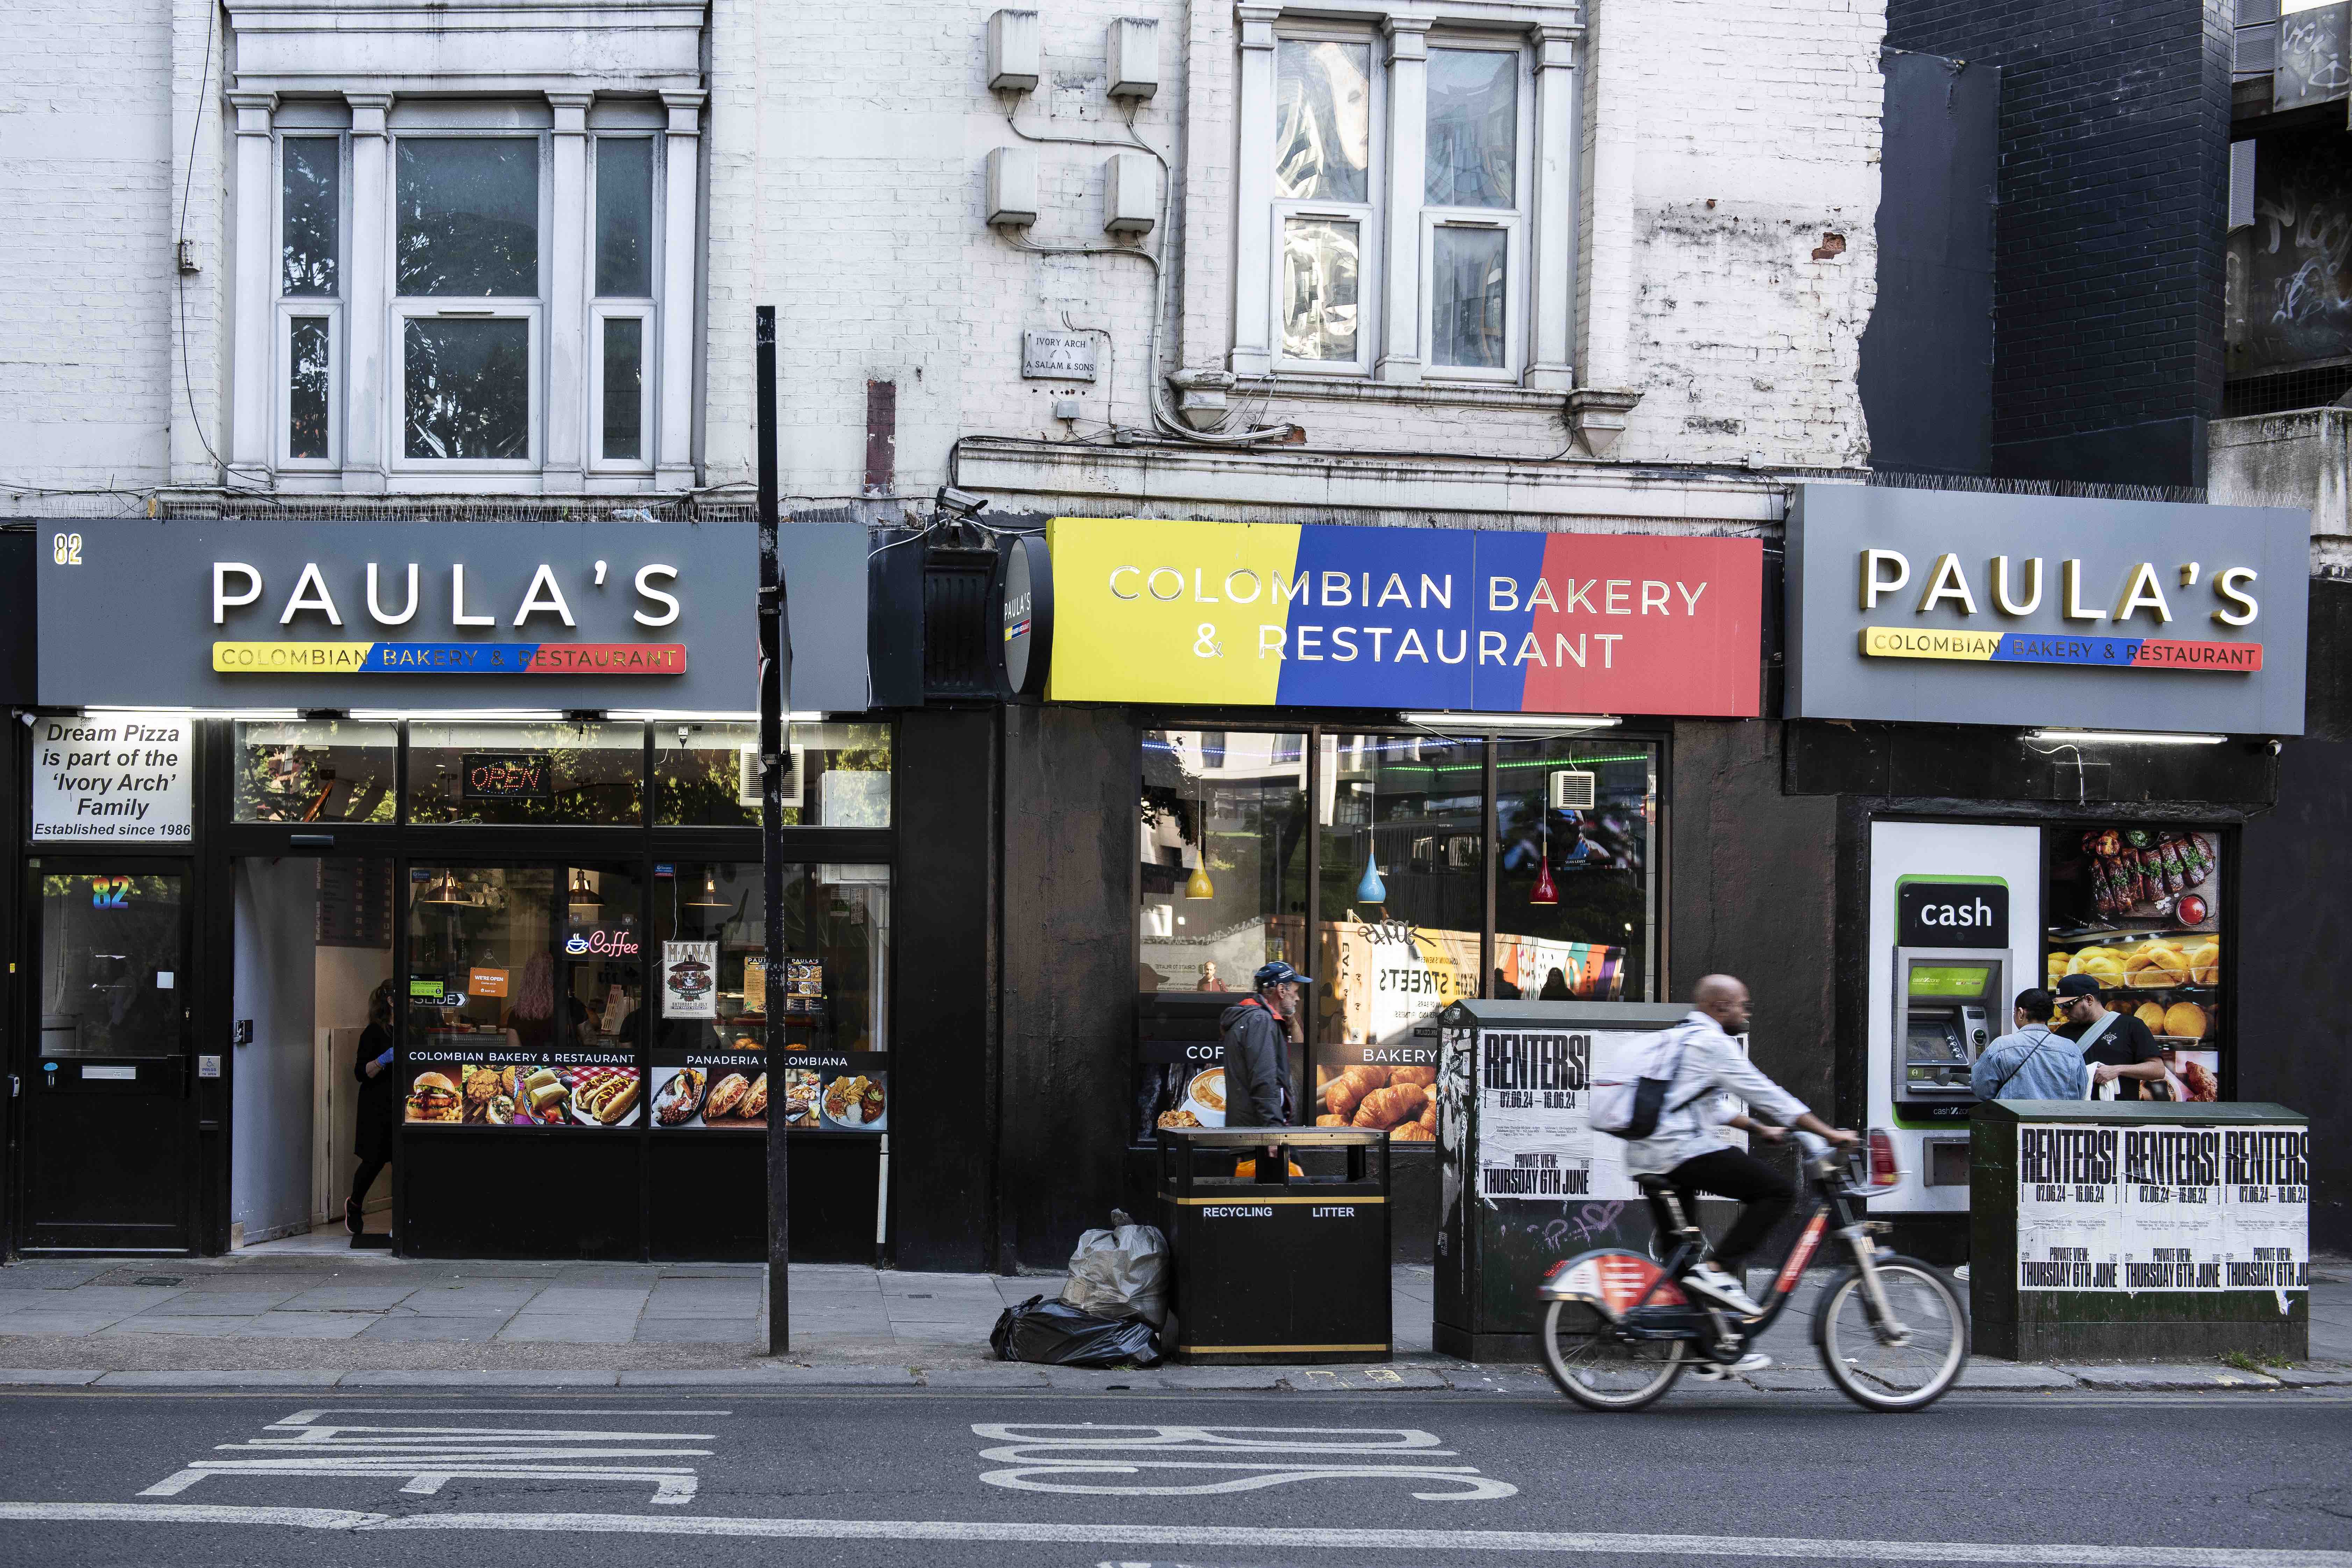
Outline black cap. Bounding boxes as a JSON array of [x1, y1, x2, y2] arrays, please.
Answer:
[[2054, 973, 2102, 999]]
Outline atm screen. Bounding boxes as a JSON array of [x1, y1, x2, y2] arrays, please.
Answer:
[[1905, 1016, 1967, 1066], [1908, 964, 1991, 999]]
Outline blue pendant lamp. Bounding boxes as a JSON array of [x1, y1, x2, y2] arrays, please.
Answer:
[[1356, 838, 1386, 905]]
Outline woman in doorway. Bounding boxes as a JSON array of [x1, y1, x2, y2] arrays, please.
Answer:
[[349, 979, 399, 1236]]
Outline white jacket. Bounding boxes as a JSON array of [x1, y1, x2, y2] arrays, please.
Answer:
[[1622, 1011, 1811, 1178]]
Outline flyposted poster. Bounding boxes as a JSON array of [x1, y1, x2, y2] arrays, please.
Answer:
[[2013, 1122, 2310, 1293]]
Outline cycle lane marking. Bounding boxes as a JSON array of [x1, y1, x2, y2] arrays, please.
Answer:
[[0, 1502, 2346, 1566], [970, 1421, 1518, 1500], [133, 1404, 724, 1505]]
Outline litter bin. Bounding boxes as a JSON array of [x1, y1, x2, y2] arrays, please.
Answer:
[[1156, 1125, 1391, 1363]]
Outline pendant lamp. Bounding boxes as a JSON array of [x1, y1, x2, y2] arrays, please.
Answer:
[[566, 868, 602, 917], [1185, 764, 1215, 899], [1529, 815, 1559, 905], [421, 869, 472, 907], [1356, 840, 1387, 905], [688, 869, 729, 908]]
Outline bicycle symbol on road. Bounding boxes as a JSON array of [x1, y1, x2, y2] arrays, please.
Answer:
[[971, 1422, 1517, 1499]]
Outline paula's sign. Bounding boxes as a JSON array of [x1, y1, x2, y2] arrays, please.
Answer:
[[1044, 518, 1761, 715], [1896, 879, 2009, 948], [35, 520, 872, 713], [1786, 486, 2309, 734]]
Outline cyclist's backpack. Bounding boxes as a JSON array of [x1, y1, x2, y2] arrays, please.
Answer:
[[1588, 1030, 1697, 1141]]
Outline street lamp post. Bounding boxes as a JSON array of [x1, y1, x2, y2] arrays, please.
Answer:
[[757, 305, 792, 1355]]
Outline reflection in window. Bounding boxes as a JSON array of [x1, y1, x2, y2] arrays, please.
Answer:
[[601, 316, 643, 461], [1492, 738, 1657, 1004], [1425, 49, 1516, 208], [1282, 217, 1360, 361], [408, 721, 644, 825], [1313, 734, 1483, 1133], [281, 137, 341, 296], [1431, 226, 1507, 369], [1275, 40, 1372, 201], [37, 873, 184, 1057], [654, 721, 894, 828], [404, 317, 529, 460], [396, 137, 539, 298], [235, 719, 397, 822], [288, 316, 334, 458], [595, 137, 655, 298]]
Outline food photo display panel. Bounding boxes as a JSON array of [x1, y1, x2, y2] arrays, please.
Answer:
[[646, 861, 888, 1134], [2045, 826, 2225, 1102], [401, 865, 645, 1130]]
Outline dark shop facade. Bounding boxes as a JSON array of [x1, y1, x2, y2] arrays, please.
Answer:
[[2, 487, 2344, 1268]]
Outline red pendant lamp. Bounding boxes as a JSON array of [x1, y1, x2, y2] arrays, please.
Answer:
[[1529, 814, 1559, 905]]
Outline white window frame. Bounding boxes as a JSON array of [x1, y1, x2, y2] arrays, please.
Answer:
[[386, 126, 551, 475], [587, 130, 662, 474], [1418, 36, 1533, 382], [1269, 25, 1385, 378], [273, 129, 348, 470]]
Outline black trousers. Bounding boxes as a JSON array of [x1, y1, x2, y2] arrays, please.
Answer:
[[349, 1155, 392, 1213], [1649, 1147, 1796, 1272]]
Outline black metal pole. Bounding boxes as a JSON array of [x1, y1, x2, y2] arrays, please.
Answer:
[[758, 306, 792, 1356]]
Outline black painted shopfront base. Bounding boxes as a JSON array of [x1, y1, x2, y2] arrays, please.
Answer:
[[1972, 1289, 2309, 1362]]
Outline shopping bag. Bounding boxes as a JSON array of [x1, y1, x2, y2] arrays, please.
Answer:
[[1059, 1208, 1171, 1326], [989, 1295, 1161, 1367]]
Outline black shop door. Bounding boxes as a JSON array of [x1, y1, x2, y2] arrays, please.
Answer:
[[21, 863, 195, 1251]]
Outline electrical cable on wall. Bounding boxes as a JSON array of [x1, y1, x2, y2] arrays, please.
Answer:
[[176, 0, 267, 494]]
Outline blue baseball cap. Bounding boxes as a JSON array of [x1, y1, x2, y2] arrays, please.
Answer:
[[1254, 960, 1315, 989]]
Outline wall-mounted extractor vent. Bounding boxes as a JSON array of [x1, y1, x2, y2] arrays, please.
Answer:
[[1547, 770, 1596, 811]]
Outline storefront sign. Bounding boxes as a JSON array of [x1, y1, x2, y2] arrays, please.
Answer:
[[1472, 1027, 1638, 1201], [1044, 518, 1762, 715], [1787, 486, 2309, 733], [34, 519, 872, 713], [1896, 879, 2009, 948], [999, 531, 1052, 697], [564, 924, 642, 958], [2014, 1123, 2309, 1293], [1021, 330, 1099, 381], [30, 714, 193, 842], [459, 753, 552, 801]]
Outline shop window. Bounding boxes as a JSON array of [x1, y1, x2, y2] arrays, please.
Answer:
[[1492, 736, 1657, 1004], [645, 861, 892, 1132], [2045, 825, 2224, 1103], [402, 864, 643, 1128], [234, 719, 399, 823], [1313, 732, 1484, 1135], [36, 872, 184, 1057], [653, 721, 893, 828], [407, 721, 644, 825]]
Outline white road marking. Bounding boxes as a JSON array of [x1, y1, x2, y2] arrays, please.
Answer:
[[970, 1422, 1518, 1500], [137, 1408, 717, 1504], [0, 1502, 2345, 1565]]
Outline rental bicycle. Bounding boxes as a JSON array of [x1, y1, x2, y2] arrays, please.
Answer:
[[1537, 1131, 1968, 1412]]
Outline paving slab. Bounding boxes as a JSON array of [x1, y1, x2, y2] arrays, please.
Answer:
[[2058, 1363, 2285, 1390], [99, 1315, 265, 1337], [1039, 1367, 1167, 1390], [637, 1297, 763, 1319], [276, 1285, 419, 1312], [139, 1291, 302, 1316], [1157, 1365, 1287, 1390], [394, 1287, 543, 1317], [494, 1319, 639, 1345], [0, 1369, 104, 1385], [2266, 1366, 2352, 1386], [743, 1365, 920, 1386], [355, 1315, 513, 1344], [918, 1364, 1050, 1388], [631, 1320, 762, 1344], [614, 1370, 777, 1388], [1278, 1365, 1449, 1391], [1955, 1360, 2081, 1389], [231, 1312, 379, 1341], [1440, 1365, 1558, 1396], [14, 1287, 184, 1314], [96, 1369, 344, 1388], [0, 1314, 122, 1337]]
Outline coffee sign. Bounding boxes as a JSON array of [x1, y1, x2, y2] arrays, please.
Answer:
[[1786, 486, 2309, 734]]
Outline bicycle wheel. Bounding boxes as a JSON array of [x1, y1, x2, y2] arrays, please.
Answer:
[[1812, 1256, 1969, 1411], [1540, 1298, 1687, 1411]]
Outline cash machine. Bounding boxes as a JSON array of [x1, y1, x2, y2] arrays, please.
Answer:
[[1893, 952, 2003, 1110]]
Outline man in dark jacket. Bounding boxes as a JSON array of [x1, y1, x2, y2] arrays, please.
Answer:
[[1221, 961, 1308, 1129]]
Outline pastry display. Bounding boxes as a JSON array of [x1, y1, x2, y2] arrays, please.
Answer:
[[2163, 1001, 2207, 1040], [1160, 1108, 1203, 1129], [1351, 1082, 1427, 1131], [704, 1072, 750, 1120], [2124, 943, 2190, 987], [2133, 1002, 2167, 1032], [405, 1071, 462, 1123], [2188, 940, 2221, 987], [1391, 1122, 1435, 1142], [1388, 1065, 1437, 1089], [653, 1068, 706, 1126]]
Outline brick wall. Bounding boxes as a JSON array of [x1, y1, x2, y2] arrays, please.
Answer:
[[1887, 0, 2232, 486]]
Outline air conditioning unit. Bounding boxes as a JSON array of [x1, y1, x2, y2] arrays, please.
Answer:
[[1547, 769, 1596, 811]]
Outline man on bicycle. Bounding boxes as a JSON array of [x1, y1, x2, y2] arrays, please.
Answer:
[[1630, 974, 1857, 1334]]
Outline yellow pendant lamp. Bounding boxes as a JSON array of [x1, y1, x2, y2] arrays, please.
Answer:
[[1185, 756, 1215, 899]]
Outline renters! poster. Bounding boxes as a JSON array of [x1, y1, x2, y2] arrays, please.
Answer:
[[2013, 1123, 2309, 1294]]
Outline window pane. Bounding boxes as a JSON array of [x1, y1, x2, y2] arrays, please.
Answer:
[[1281, 217, 1360, 361], [1313, 733, 1485, 1133], [1426, 49, 1517, 208], [595, 137, 654, 298], [404, 317, 530, 460], [288, 315, 333, 458], [402, 865, 643, 1129], [1137, 731, 1309, 1138], [601, 316, 643, 461], [235, 719, 396, 822], [38, 872, 184, 1057], [396, 137, 539, 298], [281, 137, 340, 296], [1275, 39, 1371, 201], [407, 721, 644, 825], [655, 721, 894, 828], [1493, 737, 1658, 1005], [1431, 226, 1508, 368]]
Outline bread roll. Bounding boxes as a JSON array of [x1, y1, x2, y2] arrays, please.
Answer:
[[2079, 954, 2127, 987], [2163, 1002, 2207, 1040], [2188, 942, 2220, 987], [2134, 1003, 2167, 1032]]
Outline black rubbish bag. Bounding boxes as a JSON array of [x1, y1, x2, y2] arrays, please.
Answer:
[[989, 1295, 1162, 1367]]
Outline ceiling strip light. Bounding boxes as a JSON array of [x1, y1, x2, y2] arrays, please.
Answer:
[[2025, 729, 2227, 746]]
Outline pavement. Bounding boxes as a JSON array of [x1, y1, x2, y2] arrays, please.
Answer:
[[0, 1388, 2347, 1567], [0, 1237, 2343, 1395]]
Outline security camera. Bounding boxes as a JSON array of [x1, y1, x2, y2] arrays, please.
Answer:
[[936, 485, 991, 519]]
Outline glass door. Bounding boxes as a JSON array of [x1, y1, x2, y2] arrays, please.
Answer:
[[23, 862, 194, 1250]]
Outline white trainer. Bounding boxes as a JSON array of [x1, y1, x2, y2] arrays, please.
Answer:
[[1690, 1353, 1773, 1380], [1682, 1262, 1765, 1317]]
